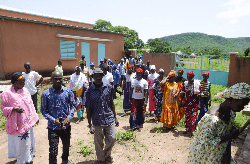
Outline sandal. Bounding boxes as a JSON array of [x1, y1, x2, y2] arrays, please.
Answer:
[[121, 113, 127, 117]]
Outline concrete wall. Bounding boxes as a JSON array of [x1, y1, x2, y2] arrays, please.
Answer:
[[228, 53, 250, 86], [0, 9, 93, 29], [143, 52, 176, 75], [0, 18, 124, 79]]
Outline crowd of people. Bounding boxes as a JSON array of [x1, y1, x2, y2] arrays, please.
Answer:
[[1, 54, 250, 164]]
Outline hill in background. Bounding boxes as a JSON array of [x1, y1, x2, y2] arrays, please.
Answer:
[[158, 32, 250, 54]]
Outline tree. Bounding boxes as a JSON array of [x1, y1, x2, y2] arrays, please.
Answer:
[[93, 19, 112, 30], [147, 38, 171, 53], [93, 20, 144, 52], [244, 47, 250, 57]]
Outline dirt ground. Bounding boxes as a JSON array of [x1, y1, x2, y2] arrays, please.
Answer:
[[0, 110, 246, 164]]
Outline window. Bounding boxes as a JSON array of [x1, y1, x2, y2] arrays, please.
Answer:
[[60, 40, 75, 58]]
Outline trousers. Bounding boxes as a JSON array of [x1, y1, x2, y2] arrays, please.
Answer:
[[48, 126, 71, 164], [93, 122, 116, 161]]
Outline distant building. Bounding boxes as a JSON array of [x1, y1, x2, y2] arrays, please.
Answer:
[[0, 8, 124, 79]]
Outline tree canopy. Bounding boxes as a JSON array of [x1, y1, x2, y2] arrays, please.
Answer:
[[244, 47, 250, 57], [93, 20, 144, 52], [146, 38, 171, 53]]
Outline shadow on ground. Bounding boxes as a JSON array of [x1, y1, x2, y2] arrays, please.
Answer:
[[149, 126, 193, 138]]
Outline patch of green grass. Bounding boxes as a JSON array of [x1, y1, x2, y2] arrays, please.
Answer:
[[234, 112, 250, 130], [210, 84, 228, 103], [155, 129, 163, 133], [0, 99, 6, 130], [116, 130, 136, 142], [176, 117, 185, 128], [78, 145, 92, 157]]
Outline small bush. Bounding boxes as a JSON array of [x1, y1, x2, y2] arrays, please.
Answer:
[[116, 130, 136, 142], [78, 145, 92, 157]]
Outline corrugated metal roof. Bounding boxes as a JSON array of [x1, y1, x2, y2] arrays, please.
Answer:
[[0, 15, 128, 36]]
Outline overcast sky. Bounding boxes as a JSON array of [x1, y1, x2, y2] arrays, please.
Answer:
[[1, 0, 250, 43]]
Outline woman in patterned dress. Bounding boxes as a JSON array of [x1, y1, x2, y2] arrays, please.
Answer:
[[160, 70, 179, 130], [187, 83, 250, 164], [152, 68, 165, 122], [147, 65, 159, 117], [180, 71, 201, 135], [175, 69, 186, 122]]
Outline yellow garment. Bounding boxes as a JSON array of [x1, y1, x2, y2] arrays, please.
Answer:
[[160, 82, 180, 128], [125, 61, 129, 70], [176, 81, 185, 121], [76, 88, 83, 97]]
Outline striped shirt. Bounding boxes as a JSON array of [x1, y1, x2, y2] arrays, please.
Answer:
[[200, 81, 211, 97]]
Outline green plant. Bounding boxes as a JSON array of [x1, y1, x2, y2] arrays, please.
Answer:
[[116, 130, 136, 142], [155, 129, 163, 133], [234, 112, 250, 129], [78, 145, 92, 157], [176, 117, 185, 127]]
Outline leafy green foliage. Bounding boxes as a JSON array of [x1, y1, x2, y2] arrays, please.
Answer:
[[244, 47, 250, 57], [0, 98, 6, 130], [93, 20, 144, 52], [93, 19, 112, 30], [116, 130, 136, 142], [146, 38, 171, 53], [78, 145, 92, 157], [158, 32, 249, 55], [234, 112, 250, 131]]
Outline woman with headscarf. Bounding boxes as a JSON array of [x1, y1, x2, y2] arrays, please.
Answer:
[[122, 65, 136, 117], [187, 83, 250, 164], [196, 72, 211, 124], [152, 68, 165, 122], [175, 69, 186, 122], [0, 72, 39, 164], [147, 65, 159, 117], [180, 71, 201, 135], [160, 70, 180, 130], [69, 66, 88, 124], [129, 68, 148, 130]]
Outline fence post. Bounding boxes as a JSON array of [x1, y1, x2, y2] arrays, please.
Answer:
[[193, 58, 194, 62], [218, 58, 219, 64], [195, 63, 196, 69], [198, 59, 199, 64], [190, 63, 191, 68], [212, 62, 213, 70]]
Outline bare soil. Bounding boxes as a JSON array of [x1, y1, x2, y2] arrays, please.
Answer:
[[0, 105, 245, 164]]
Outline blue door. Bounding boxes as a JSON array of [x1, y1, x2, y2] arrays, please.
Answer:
[[98, 43, 105, 65], [81, 42, 90, 67]]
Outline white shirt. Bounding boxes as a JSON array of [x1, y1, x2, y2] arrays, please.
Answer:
[[125, 73, 136, 82], [147, 73, 159, 80], [102, 72, 113, 86], [69, 72, 88, 91], [118, 64, 126, 75], [22, 71, 42, 95], [131, 78, 148, 99]]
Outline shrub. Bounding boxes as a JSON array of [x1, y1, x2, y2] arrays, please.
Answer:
[[116, 130, 136, 142]]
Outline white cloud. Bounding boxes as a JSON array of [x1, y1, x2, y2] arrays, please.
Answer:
[[151, 20, 171, 25], [216, 0, 250, 24], [223, 0, 246, 6], [229, 29, 241, 33], [228, 19, 237, 24], [142, 17, 153, 21]]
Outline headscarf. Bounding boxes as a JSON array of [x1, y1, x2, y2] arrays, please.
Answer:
[[11, 72, 23, 84], [202, 72, 209, 78], [128, 65, 133, 68], [187, 71, 195, 77], [222, 83, 250, 99], [75, 66, 82, 71], [149, 65, 156, 70], [136, 68, 143, 73], [178, 69, 184, 73], [158, 68, 164, 72], [112, 64, 117, 68], [167, 70, 176, 79]]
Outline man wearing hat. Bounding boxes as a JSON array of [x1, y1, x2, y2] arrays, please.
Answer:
[[85, 68, 119, 164], [99, 59, 104, 69], [89, 62, 95, 87], [79, 55, 91, 87], [112, 64, 122, 96], [129, 55, 135, 67]]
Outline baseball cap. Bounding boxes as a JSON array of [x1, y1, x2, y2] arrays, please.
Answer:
[[90, 62, 95, 66]]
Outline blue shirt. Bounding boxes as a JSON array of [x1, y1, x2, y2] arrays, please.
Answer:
[[40, 86, 76, 130], [84, 83, 116, 126], [129, 58, 135, 65], [112, 69, 121, 85]]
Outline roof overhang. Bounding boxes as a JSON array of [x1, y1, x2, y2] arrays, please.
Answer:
[[56, 34, 113, 41]]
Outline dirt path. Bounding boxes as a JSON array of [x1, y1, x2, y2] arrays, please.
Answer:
[[0, 110, 245, 164]]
